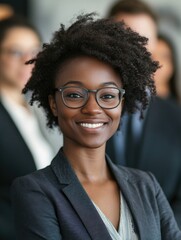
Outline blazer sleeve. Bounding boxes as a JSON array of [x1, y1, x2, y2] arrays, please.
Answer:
[[148, 172, 181, 240], [11, 176, 62, 240], [171, 176, 181, 229]]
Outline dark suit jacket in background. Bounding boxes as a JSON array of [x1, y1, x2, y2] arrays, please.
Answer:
[[0, 102, 36, 240], [11, 149, 181, 240], [106, 96, 181, 228]]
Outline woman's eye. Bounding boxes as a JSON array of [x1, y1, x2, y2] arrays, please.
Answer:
[[65, 93, 83, 99], [101, 94, 115, 100]]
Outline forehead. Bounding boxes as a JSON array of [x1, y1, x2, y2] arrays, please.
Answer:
[[0, 27, 40, 48], [114, 13, 156, 33], [114, 13, 157, 53], [55, 56, 122, 88]]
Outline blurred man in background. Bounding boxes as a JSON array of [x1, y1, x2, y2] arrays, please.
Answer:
[[106, 0, 181, 227]]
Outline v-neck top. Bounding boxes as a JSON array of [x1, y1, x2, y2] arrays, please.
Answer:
[[92, 194, 138, 240]]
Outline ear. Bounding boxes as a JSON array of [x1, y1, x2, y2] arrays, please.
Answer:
[[48, 95, 58, 116]]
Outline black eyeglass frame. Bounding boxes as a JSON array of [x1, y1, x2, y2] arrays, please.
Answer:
[[54, 86, 125, 109]]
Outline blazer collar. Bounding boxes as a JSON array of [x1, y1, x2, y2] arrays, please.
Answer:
[[51, 149, 112, 240], [106, 155, 150, 239], [51, 149, 149, 239]]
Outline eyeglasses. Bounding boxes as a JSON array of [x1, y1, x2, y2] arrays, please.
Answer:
[[54, 86, 125, 109]]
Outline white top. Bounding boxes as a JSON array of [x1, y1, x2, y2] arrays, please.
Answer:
[[92, 194, 138, 240], [1, 94, 54, 169]]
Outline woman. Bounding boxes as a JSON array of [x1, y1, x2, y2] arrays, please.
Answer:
[[154, 34, 179, 101], [0, 15, 55, 240], [11, 14, 181, 240]]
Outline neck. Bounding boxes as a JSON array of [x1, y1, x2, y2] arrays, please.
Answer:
[[63, 142, 109, 183]]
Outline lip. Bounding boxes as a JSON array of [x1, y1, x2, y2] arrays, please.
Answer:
[[76, 119, 108, 124]]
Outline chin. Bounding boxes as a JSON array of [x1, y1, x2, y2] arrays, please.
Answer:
[[81, 140, 106, 149]]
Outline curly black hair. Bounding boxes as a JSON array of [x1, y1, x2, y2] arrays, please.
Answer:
[[23, 13, 159, 128]]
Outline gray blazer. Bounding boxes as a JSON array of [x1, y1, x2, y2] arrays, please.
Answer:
[[11, 149, 181, 240]]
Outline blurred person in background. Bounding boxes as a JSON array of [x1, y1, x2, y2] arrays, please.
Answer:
[[154, 34, 180, 101], [0, 15, 56, 240], [106, 0, 181, 227], [0, 3, 14, 20], [106, 0, 157, 53]]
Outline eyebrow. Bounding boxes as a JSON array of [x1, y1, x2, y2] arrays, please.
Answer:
[[63, 81, 120, 87], [63, 81, 83, 86]]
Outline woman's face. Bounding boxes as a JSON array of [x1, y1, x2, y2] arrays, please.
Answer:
[[49, 56, 124, 149], [154, 39, 174, 87], [0, 27, 40, 91]]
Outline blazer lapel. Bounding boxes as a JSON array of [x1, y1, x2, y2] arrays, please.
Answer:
[[106, 156, 150, 240], [51, 150, 112, 240]]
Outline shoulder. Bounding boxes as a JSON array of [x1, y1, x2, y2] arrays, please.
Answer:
[[11, 164, 55, 194], [0, 101, 8, 118], [151, 97, 181, 116], [147, 97, 181, 133], [114, 163, 159, 193], [118, 164, 156, 182], [11, 151, 66, 194], [107, 155, 157, 186], [0, 100, 17, 128]]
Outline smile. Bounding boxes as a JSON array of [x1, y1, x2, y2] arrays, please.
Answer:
[[80, 123, 104, 128]]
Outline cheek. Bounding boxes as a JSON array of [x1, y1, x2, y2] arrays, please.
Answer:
[[108, 104, 122, 127], [114, 102, 123, 126], [56, 111, 67, 134], [164, 61, 173, 77], [113, 107, 122, 119], [56, 110, 78, 138], [156, 61, 173, 82], [21, 65, 34, 79], [56, 106, 74, 128], [0, 56, 16, 68], [114, 110, 122, 128], [0, 60, 17, 79]]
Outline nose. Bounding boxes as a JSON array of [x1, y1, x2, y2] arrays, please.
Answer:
[[81, 93, 102, 115]]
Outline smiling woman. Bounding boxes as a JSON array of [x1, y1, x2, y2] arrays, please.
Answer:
[[11, 13, 181, 240]]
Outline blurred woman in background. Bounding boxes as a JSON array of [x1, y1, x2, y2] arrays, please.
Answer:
[[154, 34, 180, 101], [0, 15, 54, 240]]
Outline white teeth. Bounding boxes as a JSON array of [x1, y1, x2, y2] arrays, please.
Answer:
[[80, 123, 104, 128]]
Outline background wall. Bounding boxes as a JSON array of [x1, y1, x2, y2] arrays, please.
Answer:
[[29, 0, 181, 42], [29, 0, 181, 95]]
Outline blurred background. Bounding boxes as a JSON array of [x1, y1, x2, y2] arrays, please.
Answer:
[[0, 0, 181, 92], [1, 0, 180, 98]]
